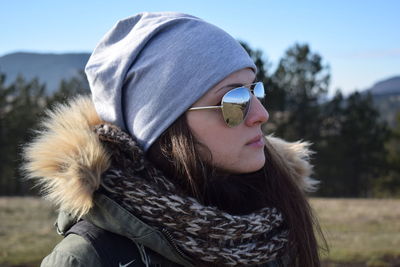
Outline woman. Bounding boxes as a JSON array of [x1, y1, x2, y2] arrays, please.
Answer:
[[24, 12, 325, 266]]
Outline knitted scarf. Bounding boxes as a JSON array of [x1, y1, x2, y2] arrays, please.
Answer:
[[94, 124, 289, 266]]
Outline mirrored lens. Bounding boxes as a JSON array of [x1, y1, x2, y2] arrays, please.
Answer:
[[221, 87, 251, 127], [253, 82, 265, 102]]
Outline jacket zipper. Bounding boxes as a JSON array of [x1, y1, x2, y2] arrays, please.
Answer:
[[161, 228, 190, 261]]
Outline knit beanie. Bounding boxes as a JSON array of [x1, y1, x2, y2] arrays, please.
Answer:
[[85, 12, 256, 152]]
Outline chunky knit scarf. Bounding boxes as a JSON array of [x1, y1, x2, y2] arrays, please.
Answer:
[[94, 124, 289, 266]]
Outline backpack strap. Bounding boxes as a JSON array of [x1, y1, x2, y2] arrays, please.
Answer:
[[65, 220, 146, 267]]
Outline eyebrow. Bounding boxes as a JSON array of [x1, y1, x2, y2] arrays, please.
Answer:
[[215, 78, 257, 94], [218, 83, 243, 91]]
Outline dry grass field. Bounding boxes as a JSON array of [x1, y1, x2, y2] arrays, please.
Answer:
[[313, 198, 400, 267], [0, 197, 62, 267], [0, 197, 399, 267]]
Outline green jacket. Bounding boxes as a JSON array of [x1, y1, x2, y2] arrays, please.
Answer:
[[24, 96, 316, 266], [42, 194, 193, 266]]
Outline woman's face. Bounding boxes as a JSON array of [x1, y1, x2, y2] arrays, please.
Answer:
[[186, 68, 269, 174]]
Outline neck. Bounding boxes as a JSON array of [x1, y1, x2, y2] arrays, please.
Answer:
[[201, 169, 270, 215]]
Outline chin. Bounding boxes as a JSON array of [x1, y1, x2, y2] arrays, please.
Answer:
[[238, 154, 266, 174], [250, 147, 266, 164], [248, 160, 266, 173], [214, 150, 266, 174]]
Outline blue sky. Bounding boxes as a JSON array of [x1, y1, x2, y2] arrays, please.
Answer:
[[1, 0, 399, 95]]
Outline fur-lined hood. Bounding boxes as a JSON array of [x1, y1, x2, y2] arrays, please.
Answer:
[[23, 96, 317, 218]]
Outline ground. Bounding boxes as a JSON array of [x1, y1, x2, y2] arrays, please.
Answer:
[[0, 197, 399, 267]]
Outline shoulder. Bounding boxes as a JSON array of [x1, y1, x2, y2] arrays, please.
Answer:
[[41, 231, 174, 267], [41, 234, 102, 267]]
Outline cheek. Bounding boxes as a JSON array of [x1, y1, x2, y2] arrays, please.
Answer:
[[187, 112, 240, 159], [195, 127, 239, 160], [191, 127, 251, 172], [186, 113, 265, 173], [204, 133, 241, 164]]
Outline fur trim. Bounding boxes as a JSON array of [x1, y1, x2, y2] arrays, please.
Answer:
[[22, 95, 316, 218], [22, 96, 110, 218], [266, 135, 318, 192]]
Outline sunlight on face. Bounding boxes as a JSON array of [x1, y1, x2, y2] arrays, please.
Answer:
[[186, 68, 269, 174]]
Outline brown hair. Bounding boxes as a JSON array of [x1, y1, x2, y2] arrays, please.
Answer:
[[148, 115, 327, 267]]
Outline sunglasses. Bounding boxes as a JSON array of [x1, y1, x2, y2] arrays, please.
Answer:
[[188, 82, 265, 127]]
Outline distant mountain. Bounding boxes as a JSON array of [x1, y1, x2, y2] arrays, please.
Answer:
[[365, 76, 400, 127], [0, 52, 90, 93], [367, 76, 400, 96]]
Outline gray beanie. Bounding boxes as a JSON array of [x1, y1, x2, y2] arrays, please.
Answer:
[[85, 12, 256, 152]]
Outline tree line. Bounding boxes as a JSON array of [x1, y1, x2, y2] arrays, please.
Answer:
[[0, 43, 399, 197], [242, 42, 400, 197]]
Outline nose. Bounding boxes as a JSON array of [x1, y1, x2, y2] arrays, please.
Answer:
[[245, 95, 269, 127]]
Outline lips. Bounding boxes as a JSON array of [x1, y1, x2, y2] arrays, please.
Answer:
[[246, 135, 264, 146]]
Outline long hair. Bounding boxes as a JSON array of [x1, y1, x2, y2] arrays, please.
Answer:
[[148, 114, 327, 267]]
